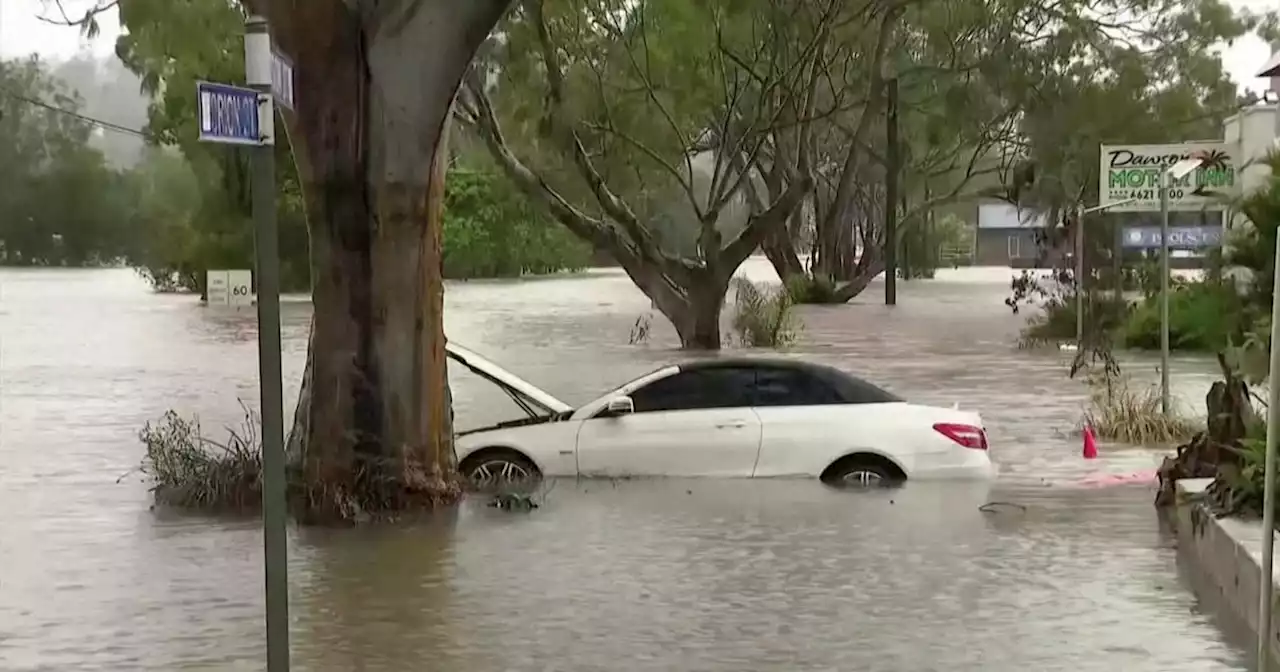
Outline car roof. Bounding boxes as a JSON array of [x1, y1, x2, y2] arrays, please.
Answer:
[[673, 356, 903, 403], [677, 356, 836, 375]]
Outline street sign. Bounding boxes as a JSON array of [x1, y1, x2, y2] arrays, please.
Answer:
[[207, 269, 229, 305], [227, 269, 253, 306], [1121, 225, 1223, 250], [197, 81, 265, 145], [271, 49, 294, 110], [207, 269, 254, 307]]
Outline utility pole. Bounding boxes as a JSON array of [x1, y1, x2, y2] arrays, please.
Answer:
[[1255, 44, 1280, 672], [884, 75, 899, 305], [245, 16, 290, 672]]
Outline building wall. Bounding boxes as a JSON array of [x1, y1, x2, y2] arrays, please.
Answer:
[[1224, 104, 1278, 199], [975, 228, 1045, 266]]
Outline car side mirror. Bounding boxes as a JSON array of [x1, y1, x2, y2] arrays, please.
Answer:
[[605, 396, 634, 417]]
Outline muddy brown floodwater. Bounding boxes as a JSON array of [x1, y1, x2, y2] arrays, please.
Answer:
[[0, 260, 1252, 671]]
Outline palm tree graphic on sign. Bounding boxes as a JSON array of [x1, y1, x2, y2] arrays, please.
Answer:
[[1187, 148, 1230, 197]]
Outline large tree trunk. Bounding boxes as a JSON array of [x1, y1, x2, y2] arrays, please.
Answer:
[[271, 0, 512, 522], [626, 261, 729, 350], [676, 272, 731, 350]]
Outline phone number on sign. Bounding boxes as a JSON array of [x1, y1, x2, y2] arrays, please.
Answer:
[[1108, 188, 1187, 202]]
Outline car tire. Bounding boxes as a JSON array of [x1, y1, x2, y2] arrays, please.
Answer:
[[460, 449, 542, 490], [823, 460, 901, 489]]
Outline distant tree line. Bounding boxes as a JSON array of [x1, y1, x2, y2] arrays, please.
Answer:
[[0, 55, 587, 289]]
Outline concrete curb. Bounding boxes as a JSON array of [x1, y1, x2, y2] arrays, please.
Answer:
[[1174, 478, 1280, 661]]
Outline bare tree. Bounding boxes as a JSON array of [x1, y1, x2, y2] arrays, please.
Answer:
[[458, 0, 812, 349]]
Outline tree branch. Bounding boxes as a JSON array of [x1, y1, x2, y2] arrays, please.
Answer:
[[38, 0, 119, 37], [460, 76, 621, 255], [721, 172, 811, 266], [523, 0, 672, 269]]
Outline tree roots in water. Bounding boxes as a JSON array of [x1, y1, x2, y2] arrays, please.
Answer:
[[139, 408, 463, 525], [1154, 354, 1257, 510]]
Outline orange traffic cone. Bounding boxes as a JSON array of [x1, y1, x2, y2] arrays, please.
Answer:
[[1082, 424, 1099, 460]]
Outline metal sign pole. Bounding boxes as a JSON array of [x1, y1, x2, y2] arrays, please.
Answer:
[[1257, 53, 1280, 671], [1159, 169, 1171, 415], [1259, 228, 1280, 672], [245, 16, 290, 672], [1075, 205, 1084, 345]]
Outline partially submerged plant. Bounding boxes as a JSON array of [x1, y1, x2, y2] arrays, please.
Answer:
[[137, 404, 263, 511], [629, 313, 652, 345], [1083, 372, 1200, 446], [784, 273, 839, 304], [731, 277, 801, 348]]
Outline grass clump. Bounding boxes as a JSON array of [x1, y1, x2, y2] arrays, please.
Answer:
[[1082, 373, 1200, 445], [137, 405, 263, 511], [731, 277, 801, 348], [784, 273, 840, 304]]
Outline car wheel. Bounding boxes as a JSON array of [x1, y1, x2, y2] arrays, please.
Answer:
[[824, 461, 900, 489], [461, 449, 541, 490]]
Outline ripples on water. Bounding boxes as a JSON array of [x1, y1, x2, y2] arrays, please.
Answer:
[[0, 262, 1248, 670]]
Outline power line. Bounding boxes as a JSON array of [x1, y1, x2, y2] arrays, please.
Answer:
[[0, 88, 151, 139]]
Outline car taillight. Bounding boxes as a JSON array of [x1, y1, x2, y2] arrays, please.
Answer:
[[933, 423, 988, 450]]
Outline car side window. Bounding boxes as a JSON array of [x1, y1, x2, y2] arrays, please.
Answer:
[[628, 368, 756, 413], [751, 368, 843, 407]]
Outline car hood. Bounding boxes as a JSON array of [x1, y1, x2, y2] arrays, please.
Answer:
[[445, 341, 573, 416]]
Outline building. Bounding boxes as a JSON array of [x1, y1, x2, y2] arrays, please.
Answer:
[[1223, 103, 1278, 238], [974, 202, 1060, 268]]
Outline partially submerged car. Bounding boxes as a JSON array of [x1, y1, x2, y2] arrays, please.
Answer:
[[445, 342, 994, 488]]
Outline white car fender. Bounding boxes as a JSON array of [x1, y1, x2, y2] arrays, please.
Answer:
[[455, 422, 581, 477], [819, 444, 913, 477]]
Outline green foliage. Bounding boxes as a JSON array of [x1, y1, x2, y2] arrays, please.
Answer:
[[484, 0, 776, 255], [1121, 279, 1252, 351], [1017, 291, 1130, 347], [1225, 152, 1280, 304], [1223, 314, 1271, 386], [1000, 1, 1275, 215], [785, 273, 840, 304], [1084, 373, 1201, 445], [138, 408, 262, 512], [111, 0, 313, 293], [0, 56, 136, 266], [109, 0, 588, 288], [1206, 424, 1278, 521], [444, 163, 590, 278], [731, 278, 800, 348], [901, 214, 975, 278]]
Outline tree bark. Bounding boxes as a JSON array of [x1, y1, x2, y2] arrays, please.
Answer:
[[630, 265, 730, 349], [763, 211, 805, 283], [268, 0, 512, 522]]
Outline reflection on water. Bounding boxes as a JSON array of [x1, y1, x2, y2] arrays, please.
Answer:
[[0, 262, 1247, 670]]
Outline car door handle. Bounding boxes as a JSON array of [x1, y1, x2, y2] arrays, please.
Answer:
[[716, 421, 747, 429]]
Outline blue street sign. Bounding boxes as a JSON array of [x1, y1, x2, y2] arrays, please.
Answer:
[[197, 81, 263, 145], [271, 49, 294, 111], [1121, 225, 1223, 250]]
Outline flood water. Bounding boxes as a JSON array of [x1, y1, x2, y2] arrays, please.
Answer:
[[0, 259, 1251, 670]]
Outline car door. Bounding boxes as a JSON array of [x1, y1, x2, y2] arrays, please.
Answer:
[[574, 367, 763, 477], [747, 367, 882, 477]]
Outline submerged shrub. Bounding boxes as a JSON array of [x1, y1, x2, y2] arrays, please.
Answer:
[[1122, 280, 1250, 352], [785, 273, 840, 304], [138, 406, 262, 511], [1083, 374, 1200, 445], [731, 277, 801, 348]]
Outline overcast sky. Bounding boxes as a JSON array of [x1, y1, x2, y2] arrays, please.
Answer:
[[0, 0, 1276, 89]]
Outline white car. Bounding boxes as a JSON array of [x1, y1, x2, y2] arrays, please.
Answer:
[[446, 342, 994, 488]]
